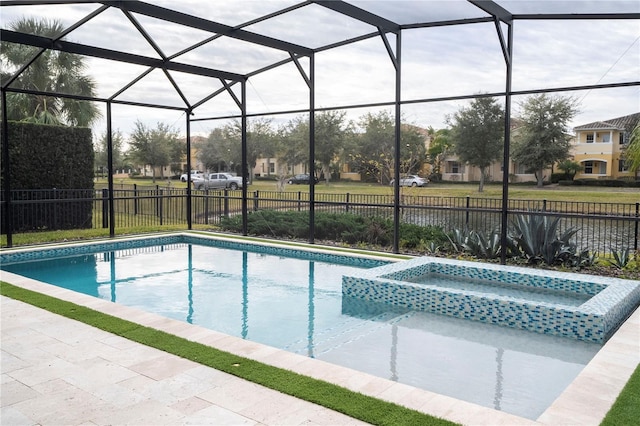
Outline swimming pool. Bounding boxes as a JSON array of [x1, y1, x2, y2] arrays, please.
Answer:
[[0, 233, 604, 419]]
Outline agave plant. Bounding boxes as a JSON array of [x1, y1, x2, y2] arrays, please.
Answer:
[[510, 214, 579, 265], [566, 248, 598, 268], [609, 247, 632, 269], [424, 240, 441, 254], [462, 230, 502, 259], [446, 227, 470, 253]]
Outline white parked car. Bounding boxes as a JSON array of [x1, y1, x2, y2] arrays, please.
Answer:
[[193, 173, 243, 190], [180, 170, 203, 182], [390, 175, 428, 187]]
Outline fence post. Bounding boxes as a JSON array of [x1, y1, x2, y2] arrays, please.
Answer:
[[225, 189, 230, 217], [253, 190, 259, 212], [204, 188, 209, 224], [102, 188, 109, 228], [298, 191, 301, 211], [635, 202, 639, 251], [345, 193, 350, 213], [158, 187, 163, 225], [134, 184, 138, 215], [155, 185, 159, 217], [465, 196, 470, 226], [542, 199, 547, 212]]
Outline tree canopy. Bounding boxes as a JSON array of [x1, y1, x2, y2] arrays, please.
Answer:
[[127, 121, 182, 182], [449, 97, 504, 192], [511, 94, 579, 187], [277, 116, 309, 175], [314, 110, 352, 183], [0, 18, 100, 127], [427, 127, 453, 179], [199, 118, 275, 180], [94, 130, 126, 175]]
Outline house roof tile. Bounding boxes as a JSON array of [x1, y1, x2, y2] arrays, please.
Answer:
[[574, 112, 640, 132]]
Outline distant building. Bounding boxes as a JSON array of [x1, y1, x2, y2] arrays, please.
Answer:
[[253, 158, 309, 179], [440, 118, 545, 183], [571, 112, 640, 179]]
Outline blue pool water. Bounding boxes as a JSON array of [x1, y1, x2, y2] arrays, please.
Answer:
[[408, 273, 591, 306], [0, 236, 602, 420]]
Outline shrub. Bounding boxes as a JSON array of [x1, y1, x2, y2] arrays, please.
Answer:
[[609, 248, 633, 269], [551, 173, 572, 183], [220, 210, 447, 249], [510, 214, 579, 266], [446, 228, 508, 260], [1, 121, 94, 232], [399, 223, 448, 249]]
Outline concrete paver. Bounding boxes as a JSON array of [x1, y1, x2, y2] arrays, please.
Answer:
[[1, 296, 369, 425], [1, 269, 638, 425]]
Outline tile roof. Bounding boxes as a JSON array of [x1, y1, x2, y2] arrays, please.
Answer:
[[574, 112, 640, 132]]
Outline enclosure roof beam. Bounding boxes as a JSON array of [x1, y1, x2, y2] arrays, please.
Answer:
[[513, 13, 640, 20], [0, 30, 247, 82], [312, 0, 400, 33], [468, 0, 512, 23], [100, 1, 313, 56], [5, 86, 188, 111]]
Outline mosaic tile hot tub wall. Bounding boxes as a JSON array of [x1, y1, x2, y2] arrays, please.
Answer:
[[342, 256, 640, 343]]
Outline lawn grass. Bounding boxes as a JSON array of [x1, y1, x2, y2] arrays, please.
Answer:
[[0, 282, 457, 426], [96, 178, 640, 204], [0, 225, 188, 247]]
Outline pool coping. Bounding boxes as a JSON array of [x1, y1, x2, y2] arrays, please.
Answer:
[[1, 231, 638, 425]]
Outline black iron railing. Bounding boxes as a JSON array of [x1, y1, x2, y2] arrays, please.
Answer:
[[2, 186, 638, 256]]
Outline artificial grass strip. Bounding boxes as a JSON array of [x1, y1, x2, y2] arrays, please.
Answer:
[[0, 282, 457, 426], [600, 364, 640, 426]]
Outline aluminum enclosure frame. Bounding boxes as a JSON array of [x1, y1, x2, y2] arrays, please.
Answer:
[[1, 1, 639, 260]]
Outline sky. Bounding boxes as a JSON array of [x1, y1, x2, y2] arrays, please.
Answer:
[[2, 0, 639, 139]]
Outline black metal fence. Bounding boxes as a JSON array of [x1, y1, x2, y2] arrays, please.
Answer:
[[2, 185, 638, 256]]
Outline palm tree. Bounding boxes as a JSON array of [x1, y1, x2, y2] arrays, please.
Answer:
[[556, 159, 582, 180], [1, 18, 100, 127], [624, 123, 640, 178]]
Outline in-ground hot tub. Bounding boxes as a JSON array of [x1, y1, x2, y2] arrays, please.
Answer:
[[342, 256, 640, 343]]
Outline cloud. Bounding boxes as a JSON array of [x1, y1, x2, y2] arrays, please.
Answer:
[[2, 1, 638, 136]]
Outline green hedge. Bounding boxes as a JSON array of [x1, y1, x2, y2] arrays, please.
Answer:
[[561, 179, 640, 188], [219, 210, 449, 249], [1, 121, 94, 232], [551, 173, 573, 183]]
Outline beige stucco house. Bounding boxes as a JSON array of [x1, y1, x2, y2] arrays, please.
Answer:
[[571, 112, 640, 179]]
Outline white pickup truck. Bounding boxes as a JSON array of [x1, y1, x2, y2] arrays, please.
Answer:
[[192, 173, 243, 190], [180, 170, 203, 182]]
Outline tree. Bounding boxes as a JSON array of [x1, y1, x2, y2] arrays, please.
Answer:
[[0, 18, 100, 127], [128, 121, 182, 182], [349, 111, 426, 184], [449, 97, 504, 192], [275, 112, 351, 184], [277, 116, 309, 175], [427, 127, 452, 179], [314, 110, 351, 183], [351, 111, 396, 184], [623, 123, 640, 177], [511, 94, 579, 188], [199, 118, 275, 181], [94, 130, 126, 177], [198, 127, 230, 172], [556, 159, 582, 180]]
